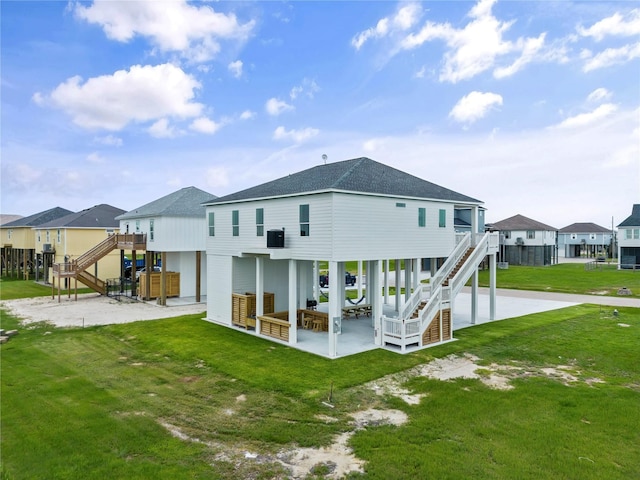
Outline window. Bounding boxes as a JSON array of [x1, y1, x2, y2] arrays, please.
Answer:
[[418, 208, 426, 227], [256, 208, 264, 236], [135, 220, 140, 233], [628, 228, 640, 240], [232, 210, 239, 237], [57, 229, 61, 243], [527, 230, 535, 239], [208, 212, 215, 236], [503, 231, 511, 239], [438, 209, 446, 228], [396, 202, 406, 208], [150, 219, 155, 241], [299, 204, 310, 236], [46, 231, 50, 243], [7, 229, 11, 240], [37, 231, 41, 242]]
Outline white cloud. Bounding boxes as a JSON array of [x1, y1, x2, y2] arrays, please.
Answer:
[[93, 134, 123, 147], [290, 78, 320, 100], [148, 118, 179, 138], [265, 98, 294, 116], [189, 116, 222, 134], [449, 91, 503, 124], [240, 110, 256, 120], [36, 63, 202, 131], [206, 166, 230, 189], [582, 42, 640, 72], [577, 9, 640, 41], [73, 0, 255, 63], [273, 126, 319, 143], [493, 33, 546, 79], [587, 88, 612, 103], [554, 103, 618, 129], [228, 60, 243, 78], [352, 3, 422, 50], [86, 152, 104, 164]]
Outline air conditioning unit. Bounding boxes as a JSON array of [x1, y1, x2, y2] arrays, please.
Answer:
[[267, 229, 285, 248], [515, 237, 525, 245], [43, 243, 53, 252]]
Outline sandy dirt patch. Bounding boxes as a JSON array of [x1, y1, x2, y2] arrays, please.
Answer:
[[1, 293, 205, 328]]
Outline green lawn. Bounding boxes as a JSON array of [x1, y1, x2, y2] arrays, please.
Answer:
[[477, 263, 639, 298], [2, 302, 639, 479]]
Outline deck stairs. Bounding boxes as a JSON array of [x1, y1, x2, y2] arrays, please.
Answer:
[[52, 234, 146, 295], [382, 231, 499, 351]]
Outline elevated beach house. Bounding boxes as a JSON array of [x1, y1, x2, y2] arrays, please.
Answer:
[[490, 214, 557, 266], [203, 157, 499, 358], [116, 186, 215, 302], [557, 222, 613, 259], [618, 204, 640, 269], [0, 207, 72, 279]]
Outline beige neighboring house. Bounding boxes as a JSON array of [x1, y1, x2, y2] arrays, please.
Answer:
[[1, 207, 73, 279], [34, 204, 125, 288]]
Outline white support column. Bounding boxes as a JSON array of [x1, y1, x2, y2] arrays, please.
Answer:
[[404, 259, 411, 302], [357, 260, 363, 299], [471, 269, 478, 325], [384, 260, 389, 304], [313, 260, 319, 302], [471, 205, 479, 237], [328, 260, 339, 358], [490, 253, 497, 320], [371, 260, 382, 345], [413, 258, 419, 293], [288, 259, 297, 344], [256, 257, 264, 333], [394, 260, 401, 312]]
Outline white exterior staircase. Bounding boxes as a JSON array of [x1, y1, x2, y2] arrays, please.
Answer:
[[382, 231, 499, 351]]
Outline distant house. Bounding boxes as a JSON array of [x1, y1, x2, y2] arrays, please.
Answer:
[[617, 204, 640, 269], [203, 157, 499, 358], [0, 207, 73, 279], [489, 214, 557, 266], [557, 222, 613, 258], [116, 186, 215, 302], [35, 204, 125, 288]]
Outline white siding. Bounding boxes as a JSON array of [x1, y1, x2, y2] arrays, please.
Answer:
[[165, 251, 206, 298], [206, 192, 461, 261], [206, 254, 232, 324]]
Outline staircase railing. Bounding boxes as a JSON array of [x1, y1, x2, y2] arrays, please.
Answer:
[[398, 283, 429, 320], [430, 233, 471, 293], [448, 232, 492, 297], [73, 234, 119, 272], [77, 270, 106, 295]]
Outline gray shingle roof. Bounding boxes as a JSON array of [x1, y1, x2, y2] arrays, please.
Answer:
[[36, 204, 125, 229], [491, 214, 557, 231], [2, 207, 73, 227], [117, 186, 216, 220], [558, 222, 611, 233], [203, 157, 481, 205], [618, 204, 640, 227]]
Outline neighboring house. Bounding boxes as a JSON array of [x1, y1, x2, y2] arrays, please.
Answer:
[[0, 207, 73, 279], [0, 214, 23, 226], [203, 157, 499, 358], [35, 204, 125, 287], [490, 214, 557, 266], [557, 222, 613, 258], [116, 186, 215, 302], [617, 204, 640, 269]]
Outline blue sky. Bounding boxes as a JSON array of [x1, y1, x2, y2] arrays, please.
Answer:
[[2, 0, 638, 229]]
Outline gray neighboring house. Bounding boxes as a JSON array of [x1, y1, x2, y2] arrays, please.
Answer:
[[489, 214, 558, 266], [557, 222, 613, 258], [617, 204, 640, 269], [116, 186, 216, 301]]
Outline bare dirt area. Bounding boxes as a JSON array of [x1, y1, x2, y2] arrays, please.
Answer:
[[1, 293, 205, 328]]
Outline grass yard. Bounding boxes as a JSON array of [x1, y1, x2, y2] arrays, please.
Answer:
[[2, 300, 639, 479], [477, 263, 639, 298]]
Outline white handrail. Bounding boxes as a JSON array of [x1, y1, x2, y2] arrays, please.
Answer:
[[449, 232, 490, 297], [430, 233, 471, 293]]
